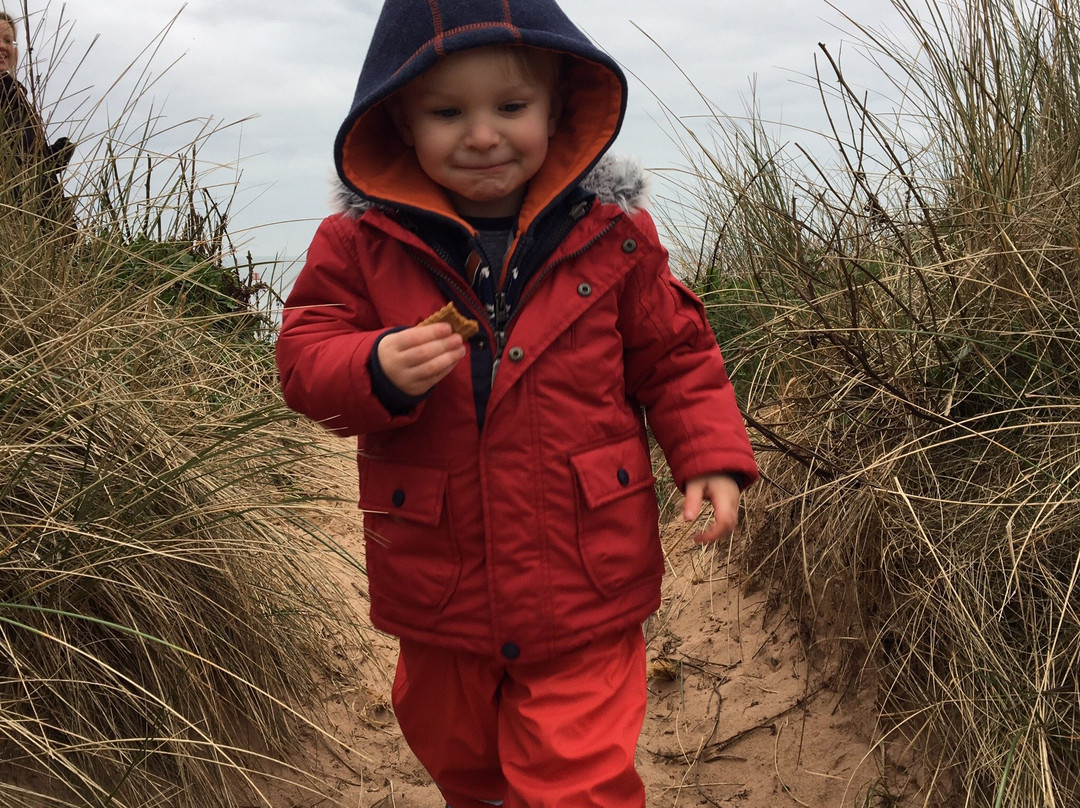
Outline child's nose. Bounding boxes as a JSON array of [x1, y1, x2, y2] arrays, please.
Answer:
[[463, 116, 499, 149]]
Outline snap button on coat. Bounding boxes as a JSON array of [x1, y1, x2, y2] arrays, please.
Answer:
[[501, 642, 521, 660], [577, 282, 593, 297], [622, 238, 637, 253], [392, 489, 406, 507], [617, 468, 631, 486], [508, 346, 525, 362]]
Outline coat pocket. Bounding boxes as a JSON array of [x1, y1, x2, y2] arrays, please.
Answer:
[[358, 456, 460, 612], [570, 434, 663, 598]]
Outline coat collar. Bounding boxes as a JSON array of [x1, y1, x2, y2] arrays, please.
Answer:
[[330, 153, 650, 221]]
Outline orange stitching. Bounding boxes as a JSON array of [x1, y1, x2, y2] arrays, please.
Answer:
[[388, 22, 525, 80], [441, 21, 520, 37], [500, 0, 521, 39], [427, 0, 445, 55]]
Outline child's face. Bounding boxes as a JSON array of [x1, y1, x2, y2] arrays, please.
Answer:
[[392, 46, 559, 218]]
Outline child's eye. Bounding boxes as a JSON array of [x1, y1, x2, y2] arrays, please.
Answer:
[[501, 102, 527, 114], [431, 108, 460, 119]]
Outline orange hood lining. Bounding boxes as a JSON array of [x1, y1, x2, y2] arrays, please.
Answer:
[[339, 53, 625, 236]]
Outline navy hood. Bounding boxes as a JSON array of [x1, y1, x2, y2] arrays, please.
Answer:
[[334, 0, 628, 231]]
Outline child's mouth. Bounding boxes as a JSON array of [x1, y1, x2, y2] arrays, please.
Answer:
[[461, 161, 511, 173]]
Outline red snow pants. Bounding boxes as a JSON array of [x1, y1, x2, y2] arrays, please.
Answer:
[[391, 627, 648, 808]]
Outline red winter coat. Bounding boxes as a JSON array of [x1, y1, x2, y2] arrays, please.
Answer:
[[276, 161, 758, 664]]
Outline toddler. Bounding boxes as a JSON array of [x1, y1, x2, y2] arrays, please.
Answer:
[[276, 1, 758, 805]]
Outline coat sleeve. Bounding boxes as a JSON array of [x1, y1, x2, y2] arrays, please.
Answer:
[[616, 210, 758, 490], [275, 214, 425, 436]]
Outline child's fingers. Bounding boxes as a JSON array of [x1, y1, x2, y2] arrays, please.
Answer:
[[386, 323, 459, 359], [401, 330, 463, 367], [682, 480, 704, 523], [685, 475, 741, 544], [395, 321, 455, 349], [412, 321, 455, 340], [408, 340, 466, 387], [694, 500, 737, 544], [379, 325, 465, 394]]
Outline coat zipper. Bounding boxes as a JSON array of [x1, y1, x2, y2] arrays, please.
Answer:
[[491, 291, 510, 385], [409, 247, 490, 334], [406, 245, 508, 392], [488, 216, 621, 386], [406, 212, 623, 388]]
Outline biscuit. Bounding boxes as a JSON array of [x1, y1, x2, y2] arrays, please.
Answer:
[[418, 302, 480, 340]]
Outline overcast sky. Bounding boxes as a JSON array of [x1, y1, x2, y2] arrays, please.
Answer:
[[18, 0, 909, 278]]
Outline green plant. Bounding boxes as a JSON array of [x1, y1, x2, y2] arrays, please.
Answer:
[[1, 3, 367, 806], [673, 0, 1080, 804]]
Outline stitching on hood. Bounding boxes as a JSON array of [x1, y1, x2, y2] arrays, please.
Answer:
[[390, 22, 529, 82], [428, 0, 445, 54], [501, 0, 515, 29], [329, 153, 650, 220]]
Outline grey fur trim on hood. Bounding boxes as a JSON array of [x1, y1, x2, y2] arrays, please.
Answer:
[[580, 154, 649, 215], [329, 154, 650, 220]]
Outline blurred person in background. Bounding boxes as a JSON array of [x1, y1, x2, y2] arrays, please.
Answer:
[[1, 9, 73, 211]]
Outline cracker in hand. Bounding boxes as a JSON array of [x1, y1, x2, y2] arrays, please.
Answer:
[[418, 302, 480, 340]]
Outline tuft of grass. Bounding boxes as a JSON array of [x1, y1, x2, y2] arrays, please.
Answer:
[[1, 3, 368, 806], [672, 0, 1080, 804]]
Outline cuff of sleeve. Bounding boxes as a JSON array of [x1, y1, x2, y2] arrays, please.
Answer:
[[683, 471, 751, 493], [370, 328, 429, 416]]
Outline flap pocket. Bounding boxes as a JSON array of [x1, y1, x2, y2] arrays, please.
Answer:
[[358, 456, 448, 527], [570, 434, 655, 509]]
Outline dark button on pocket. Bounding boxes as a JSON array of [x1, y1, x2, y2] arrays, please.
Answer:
[[577, 282, 593, 297], [622, 238, 637, 253], [391, 489, 406, 508], [617, 468, 631, 486], [508, 346, 525, 362], [501, 642, 521, 660]]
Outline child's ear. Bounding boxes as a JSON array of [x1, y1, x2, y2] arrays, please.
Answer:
[[384, 96, 415, 147]]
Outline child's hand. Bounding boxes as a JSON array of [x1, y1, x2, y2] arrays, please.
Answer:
[[378, 323, 467, 396], [683, 474, 742, 545]]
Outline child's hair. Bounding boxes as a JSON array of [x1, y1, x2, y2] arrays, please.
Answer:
[[496, 44, 564, 93], [385, 43, 567, 132], [399, 42, 564, 96]]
